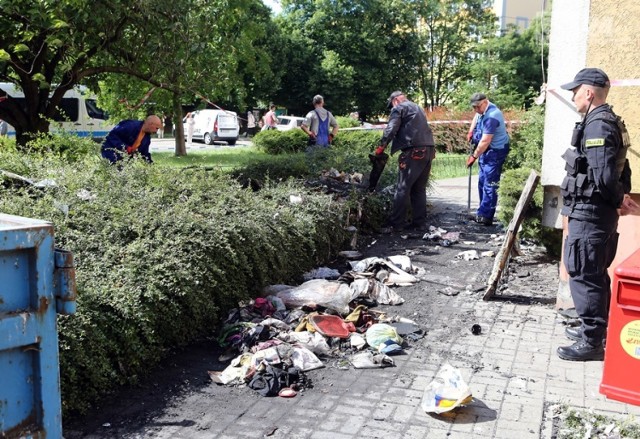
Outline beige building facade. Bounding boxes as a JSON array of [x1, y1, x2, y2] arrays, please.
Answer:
[[492, 0, 549, 32]]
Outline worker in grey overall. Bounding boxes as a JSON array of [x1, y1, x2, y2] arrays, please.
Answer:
[[557, 68, 635, 361], [375, 91, 435, 233]]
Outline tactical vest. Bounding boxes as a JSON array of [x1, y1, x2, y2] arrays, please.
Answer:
[[560, 109, 630, 210]]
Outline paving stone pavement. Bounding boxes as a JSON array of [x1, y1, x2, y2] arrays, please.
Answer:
[[66, 176, 640, 439]]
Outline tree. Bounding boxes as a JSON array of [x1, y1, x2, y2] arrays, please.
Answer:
[[94, 0, 275, 155], [0, 1, 148, 145], [0, 0, 274, 150], [408, 0, 495, 108], [275, 0, 419, 118], [452, 13, 550, 109]]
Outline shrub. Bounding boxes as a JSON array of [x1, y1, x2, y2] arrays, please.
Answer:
[[0, 149, 351, 413], [497, 105, 562, 256], [252, 128, 308, 154], [335, 115, 360, 128]]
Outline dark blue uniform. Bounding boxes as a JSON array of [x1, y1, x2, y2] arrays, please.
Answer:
[[560, 104, 630, 352], [101, 120, 153, 163]]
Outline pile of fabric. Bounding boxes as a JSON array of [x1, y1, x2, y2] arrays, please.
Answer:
[[209, 255, 424, 397]]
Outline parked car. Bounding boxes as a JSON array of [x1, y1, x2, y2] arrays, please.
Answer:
[[275, 116, 305, 131], [181, 109, 239, 145]]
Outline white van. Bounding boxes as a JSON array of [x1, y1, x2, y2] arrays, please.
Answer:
[[0, 82, 114, 140], [189, 109, 239, 145]]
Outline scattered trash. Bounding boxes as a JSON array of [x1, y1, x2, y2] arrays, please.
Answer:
[[338, 250, 363, 259], [480, 250, 495, 258], [278, 387, 297, 398], [277, 279, 354, 314], [350, 351, 394, 369], [289, 195, 303, 204], [456, 250, 479, 261], [421, 363, 473, 414], [309, 314, 352, 339], [438, 287, 460, 297], [471, 324, 482, 335], [302, 267, 341, 281], [365, 323, 403, 350]]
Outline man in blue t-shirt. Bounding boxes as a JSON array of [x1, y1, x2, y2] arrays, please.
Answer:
[[465, 93, 510, 225]]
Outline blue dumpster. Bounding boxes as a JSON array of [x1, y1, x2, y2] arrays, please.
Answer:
[[0, 213, 76, 439]]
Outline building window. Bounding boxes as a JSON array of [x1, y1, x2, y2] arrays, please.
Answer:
[[516, 16, 529, 29]]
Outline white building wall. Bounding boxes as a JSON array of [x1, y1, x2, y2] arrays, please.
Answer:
[[540, 0, 591, 228]]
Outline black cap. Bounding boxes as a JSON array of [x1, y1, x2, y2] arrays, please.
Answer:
[[386, 91, 404, 109], [560, 68, 610, 90], [469, 93, 487, 106]]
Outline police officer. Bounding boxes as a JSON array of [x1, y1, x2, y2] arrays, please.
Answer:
[[465, 93, 510, 225], [557, 67, 635, 361], [375, 91, 435, 233]]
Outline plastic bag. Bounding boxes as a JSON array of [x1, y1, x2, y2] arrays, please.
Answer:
[[421, 363, 472, 414], [277, 279, 355, 315], [365, 323, 403, 349]]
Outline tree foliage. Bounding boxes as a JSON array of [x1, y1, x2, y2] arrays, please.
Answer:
[[275, 0, 418, 118], [0, 0, 276, 149]]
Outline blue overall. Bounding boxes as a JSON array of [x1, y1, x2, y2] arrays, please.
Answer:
[[314, 110, 330, 147], [476, 103, 509, 220]]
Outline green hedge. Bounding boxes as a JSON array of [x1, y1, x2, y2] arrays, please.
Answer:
[[0, 150, 351, 413], [497, 105, 562, 256]]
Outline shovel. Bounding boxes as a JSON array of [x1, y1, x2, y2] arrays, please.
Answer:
[[368, 152, 389, 191]]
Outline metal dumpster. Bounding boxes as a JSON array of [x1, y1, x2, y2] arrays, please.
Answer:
[[0, 213, 76, 439]]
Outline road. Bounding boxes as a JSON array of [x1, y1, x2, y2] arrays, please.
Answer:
[[149, 137, 253, 152]]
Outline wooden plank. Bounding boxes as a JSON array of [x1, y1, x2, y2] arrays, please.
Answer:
[[483, 170, 540, 300]]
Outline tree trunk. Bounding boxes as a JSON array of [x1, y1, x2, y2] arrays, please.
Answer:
[[172, 95, 186, 157]]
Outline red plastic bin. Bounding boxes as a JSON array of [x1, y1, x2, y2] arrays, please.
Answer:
[[600, 249, 640, 405]]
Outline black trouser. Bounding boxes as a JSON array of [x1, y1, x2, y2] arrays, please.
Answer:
[[388, 146, 435, 228], [564, 217, 619, 345]]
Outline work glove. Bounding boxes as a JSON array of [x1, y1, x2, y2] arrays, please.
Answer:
[[125, 145, 135, 155], [466, 154, 477, 168], [375, 146, 385, 156], [329, 133, 334, 144]]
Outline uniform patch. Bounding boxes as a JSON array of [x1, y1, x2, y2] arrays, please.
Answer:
[[585, 138, 605, 147]]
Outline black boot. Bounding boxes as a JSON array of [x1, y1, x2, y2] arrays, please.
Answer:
[[564, 326, 607, 346], [565, 326, 582, 341], [557, 340, 604, 361]]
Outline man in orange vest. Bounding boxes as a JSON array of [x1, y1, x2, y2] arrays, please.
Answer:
[[101, 115, 162, 163]]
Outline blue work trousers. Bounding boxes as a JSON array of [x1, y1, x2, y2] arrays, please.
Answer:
[[477, 147, 509, 219]]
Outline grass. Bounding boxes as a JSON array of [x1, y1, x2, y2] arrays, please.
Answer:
[[153, 144, 266, 169], [153, 144, 473, 180]]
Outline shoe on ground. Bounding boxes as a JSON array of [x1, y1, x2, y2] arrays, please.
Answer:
[[564, 326, 606, 346], [557, 339, 604, 361], [565, 326, 582, 341], [475, 215, 493, 226]]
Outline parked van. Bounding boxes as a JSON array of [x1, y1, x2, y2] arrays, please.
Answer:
[[0, 82, 114, 140], [189, 109, 239, 145]]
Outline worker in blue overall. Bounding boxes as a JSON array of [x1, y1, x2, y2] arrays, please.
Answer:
[[301, 95, 338, 150], [557, 68, 636, 361], [465, 93, 510, 226], [101, 115, 162, 164], [375, 91, 436, 233]]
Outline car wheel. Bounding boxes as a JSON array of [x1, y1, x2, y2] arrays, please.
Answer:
[[227, 139, 237, 146], [203, 133, 213, 145]]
